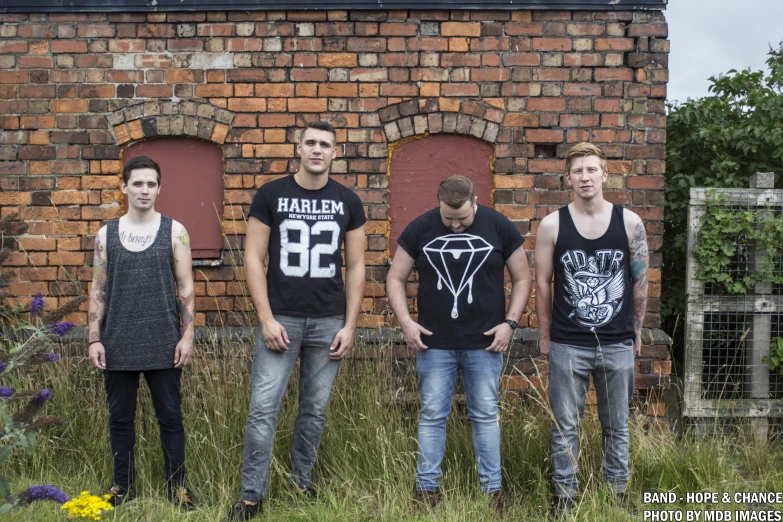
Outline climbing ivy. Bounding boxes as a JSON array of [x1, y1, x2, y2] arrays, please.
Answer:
[[694, 191, 783, 293], [762, 337, 783, 375]]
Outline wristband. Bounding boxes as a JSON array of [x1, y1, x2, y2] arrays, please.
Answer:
[[88, 340, 101, 346]]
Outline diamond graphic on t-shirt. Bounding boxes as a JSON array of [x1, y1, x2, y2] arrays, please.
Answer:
[[423, 234, 493, 319]]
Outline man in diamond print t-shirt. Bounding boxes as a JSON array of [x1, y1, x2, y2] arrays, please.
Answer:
[[227, 121, 366, 521], [386, 175, 531, 507]]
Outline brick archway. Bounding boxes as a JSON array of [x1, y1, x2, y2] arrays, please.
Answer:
[[108, 100, 235, 146], [379, 98, 505, 144]]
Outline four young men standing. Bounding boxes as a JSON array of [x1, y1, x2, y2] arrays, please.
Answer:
[[90, 131, 647, 517]]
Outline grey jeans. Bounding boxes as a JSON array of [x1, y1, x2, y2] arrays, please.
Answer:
[[240, 314, 344, 502], [548, 339, 634, 500]]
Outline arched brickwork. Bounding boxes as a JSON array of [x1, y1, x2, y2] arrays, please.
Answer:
[[108, 100, 235, 147], [379, 98, 505, 144]]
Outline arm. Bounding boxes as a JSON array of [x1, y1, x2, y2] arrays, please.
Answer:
[[329, 224, 366, 360], [244, 216, 289, 351], [88, 227, 108, 369], [386, 247, 432, 350], [534, 214, 558, 359], [627, 211, 649, 357], [484, 245, 532, 352], [172, 221, 195, 368]]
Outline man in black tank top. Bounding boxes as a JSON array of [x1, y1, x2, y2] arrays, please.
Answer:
[[534, 143, 648, 514], [88, 156, 196, 509]]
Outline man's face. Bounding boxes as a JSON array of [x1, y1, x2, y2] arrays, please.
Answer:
[[439, 197, 477, 233], [565, 155, 607, 201], [122, 168, 160, 211], [297, 128, 336, 176]]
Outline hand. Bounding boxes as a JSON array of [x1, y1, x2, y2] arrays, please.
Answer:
[[484, 323, 514, 352], [633, 334, 642, 357], [261, 318, 290, 352], [329, 326, 355, 360], [538, 338, 551, 360], [401, 319, 432, 350], [88, 342, 106, 369], [174, 337, 194, 368]]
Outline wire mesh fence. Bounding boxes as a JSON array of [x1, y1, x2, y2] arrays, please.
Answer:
[[684, 185, 783, 426]]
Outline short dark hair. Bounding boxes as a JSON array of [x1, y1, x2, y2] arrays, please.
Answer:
[[123, 155, 161, 185], [437, 175, 475, 209], [300, 121, 337, 142]]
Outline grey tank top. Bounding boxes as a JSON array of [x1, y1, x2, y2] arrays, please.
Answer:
[[101, 215, 181, 371]]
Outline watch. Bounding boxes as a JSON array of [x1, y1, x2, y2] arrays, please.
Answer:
[[504, 319, 518, 330]]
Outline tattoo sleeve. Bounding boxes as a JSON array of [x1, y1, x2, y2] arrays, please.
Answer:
[[178, 292, 194, 329], [176, 227, 190, 247], [630, 220, 649, 336], [88, 234, 108, 343]]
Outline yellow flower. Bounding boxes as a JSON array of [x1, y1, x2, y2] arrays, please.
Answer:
[[61, 491, 114, 521]]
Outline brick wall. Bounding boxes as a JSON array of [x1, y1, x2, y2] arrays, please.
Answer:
[[0, 8, 671, 408]]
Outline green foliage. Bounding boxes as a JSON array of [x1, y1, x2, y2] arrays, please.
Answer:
[[693, 191, 783, 293], [762, 337, 783, 374], [663, 43, 783, 319]]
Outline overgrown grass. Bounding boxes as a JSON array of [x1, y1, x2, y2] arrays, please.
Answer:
[[4, 338, 783, 521]]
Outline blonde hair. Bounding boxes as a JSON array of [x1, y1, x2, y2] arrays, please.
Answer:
[[565, 142, 607, 174], [437, 175, 475, 209]]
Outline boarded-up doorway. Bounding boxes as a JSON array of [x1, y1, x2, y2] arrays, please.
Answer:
[[389, 134, 493, 256], [123, 138, 224, 259]]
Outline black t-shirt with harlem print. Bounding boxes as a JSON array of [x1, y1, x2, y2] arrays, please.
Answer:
[[249, 175, 366, 318], [397, 205, 524, 350]]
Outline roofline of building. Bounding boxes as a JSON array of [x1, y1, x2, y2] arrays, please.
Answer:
[[0, 0, 666, 13]]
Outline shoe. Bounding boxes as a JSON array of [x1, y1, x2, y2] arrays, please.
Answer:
[[549, 495, 575, 520], [104, 484, 136, 507], [226, 500, 262, 521], [615, 492, 637, 515], [413, 489, 441, 510], [489, 491, 507, 518], [168, 484, 196, 511], [294, 484, 317, 498]]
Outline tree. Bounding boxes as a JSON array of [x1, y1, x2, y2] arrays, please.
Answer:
[[663, 42, 783, 332]]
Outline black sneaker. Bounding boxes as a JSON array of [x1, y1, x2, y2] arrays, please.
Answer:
[[549, 495, 575, 520], [168, 484, 196, 511], [294, 484, 317, 498], [615, 492, 637, 515], [226, 500, 262, 521], [413, 489, 441, 510], [105, 484, 136, 507]]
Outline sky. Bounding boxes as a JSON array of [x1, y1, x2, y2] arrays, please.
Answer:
[[666, 0, 783, 104]]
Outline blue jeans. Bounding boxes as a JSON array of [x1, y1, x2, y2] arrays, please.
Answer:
[[548, 340, 634, 500], [415, 348, 503, 494], [240, 314, 344, 502]]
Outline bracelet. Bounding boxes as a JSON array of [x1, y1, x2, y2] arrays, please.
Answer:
[[88, 340, 101, 346]]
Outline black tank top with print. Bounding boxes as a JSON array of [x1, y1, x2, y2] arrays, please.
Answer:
[[550, 204, 634, 347]]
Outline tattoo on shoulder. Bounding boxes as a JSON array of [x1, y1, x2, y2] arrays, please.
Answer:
[[176, 227, 190, 247]]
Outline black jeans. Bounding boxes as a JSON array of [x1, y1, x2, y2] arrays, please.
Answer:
[[103, 368, 186, 489]]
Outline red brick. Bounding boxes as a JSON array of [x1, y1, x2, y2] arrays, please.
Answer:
[[0, 40, 27, 53], [50, 100, 89, 113], [441, 22, 481, 37], [595, 38, 634, 51], [502, 53, 541, 66], [532, 38, 571, 51], [527, 98, 565, 112], [505, 22, 543, 36], [51, 40, 88, 53], [526, 129, 563, 143], [77, 24, 115, 37], [595, 68, 633, 82]]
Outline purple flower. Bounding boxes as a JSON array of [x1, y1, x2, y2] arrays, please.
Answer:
[[32, 388, 52, 404], [29, 293, 45, 317], [0, 386, 14, 398], [0, 363, 6, 374], [18, 485, 70, 505], [39, 352, 59, 363], [47, 322, 74, 337]]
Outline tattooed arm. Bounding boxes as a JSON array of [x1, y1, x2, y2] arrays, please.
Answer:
[[626, 210, 649, 357], [172, 220, 195, 368], [88, 226, 108, 369]]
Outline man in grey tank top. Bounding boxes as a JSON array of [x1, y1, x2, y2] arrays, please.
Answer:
[[88, 156, 196, 510], [535, 143, 649, 517]]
